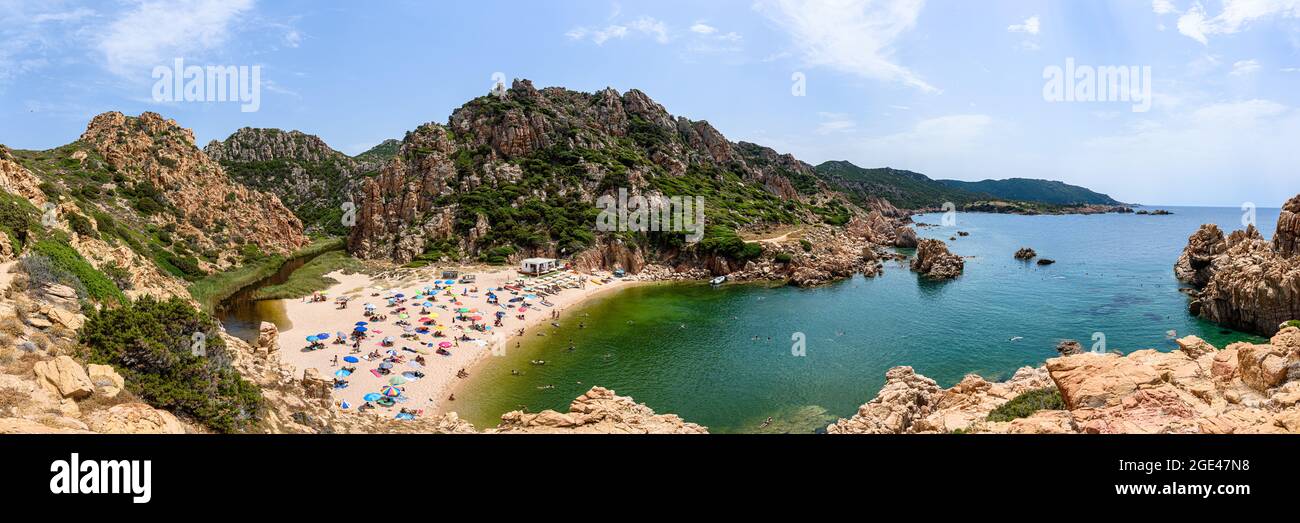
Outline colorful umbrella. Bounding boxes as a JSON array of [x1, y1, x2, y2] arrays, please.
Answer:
[[381, 386, 401, 397]]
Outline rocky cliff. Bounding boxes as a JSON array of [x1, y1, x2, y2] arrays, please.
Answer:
[[828, 330, 1300, 434], [205, 128, 392, 234], [80, 112, 306, 257], [1175, 194, 1300, 335], [910, 238, 964, 279], [345, 79, 894, 281]]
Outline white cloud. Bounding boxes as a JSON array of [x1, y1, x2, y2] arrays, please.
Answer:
[[816, 112, 857, 134], [1008, 15, 1040, 35], [1152, 0, 1179, 15], [1176, 0, 1300, 45], [755, 0, 939, 93], [690, 22, 717, 35], [1230, 58, 1261, 75], [567, 15, 669, 45], [99, 0, 256, 76], [284, 30, 302, 48]]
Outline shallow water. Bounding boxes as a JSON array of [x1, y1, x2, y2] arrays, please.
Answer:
[[452, 206, 1276, 433]]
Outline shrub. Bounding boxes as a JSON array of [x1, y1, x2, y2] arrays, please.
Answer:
[[800, 239, 813, 252], [18, 254, 89, 300], [65, 211, 98, 239], [77, 296, 263, 433], [986, 388, 1065, 422], [31, 238, 125, 304], [1286, 320, 1300, 329], [774, 252, 793, 264]]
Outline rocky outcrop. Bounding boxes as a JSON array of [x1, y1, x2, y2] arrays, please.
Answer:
[[826, 366, 1055, 434], [830, 328, 1300, 434], [33, 356, 94, 400], [84, 403, 187, 434], [345, 79, 871, 271], [910, 239, 964, 279], [205, 128, 376, 232], [80, 112, 306, 258], [491, 386, 708, 434], [1176, 195, 1300, 335], [1014, 247, 1037, 260]]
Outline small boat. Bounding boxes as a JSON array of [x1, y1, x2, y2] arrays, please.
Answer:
[[710, 275, 727, 286], [530, 360, 546, 365]]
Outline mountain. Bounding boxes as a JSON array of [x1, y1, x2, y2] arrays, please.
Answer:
[[812, 161, 978, 210], [346, 79, 889, 271], [205, 129, 380, 235], [937, 178, 1121, 206], [0, 112, 305, 298], [353, 139, 401, 168]]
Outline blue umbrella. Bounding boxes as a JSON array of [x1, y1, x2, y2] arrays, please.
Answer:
[[362, 393, 382, 402], [316, 333, 330, 339], [354, 326, 368, 333], [355, 321, 368, 326], [343, 356, 359, 363], [305, 335, 318, 342], [340, 401, 351, 410]]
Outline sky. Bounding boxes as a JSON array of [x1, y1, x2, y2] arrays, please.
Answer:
[[1, 0, 1298, 206]]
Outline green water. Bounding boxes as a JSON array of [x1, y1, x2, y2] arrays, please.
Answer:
[[453, 207, 1276, 433]]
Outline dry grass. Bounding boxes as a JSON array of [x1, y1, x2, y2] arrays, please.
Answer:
[[0, 338, 14, 364], [77, 387, 140, 416], [4, 352, 39, 376], [0, 316, 23, 338], [0, 387, 26, 415]]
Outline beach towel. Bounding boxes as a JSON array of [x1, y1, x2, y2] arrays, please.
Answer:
[[370, 369, 383, 378]]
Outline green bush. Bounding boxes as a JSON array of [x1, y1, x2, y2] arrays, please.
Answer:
[[77, 296, 263, 433], [0, 193, 35, 252], [65, 211, 98, 239], [774, 252, 793, 264], [698, 226, 762, 262], [1286, 320, 1300, 329], [986, 388, 1065, 423], [800, 239, 813, 252], [31, 237, 125, 304]]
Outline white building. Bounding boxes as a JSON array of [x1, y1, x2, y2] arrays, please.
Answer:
[[520, 257, 557, 275]]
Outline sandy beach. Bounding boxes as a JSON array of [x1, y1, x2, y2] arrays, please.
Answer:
[[275, 265, 636, 420]]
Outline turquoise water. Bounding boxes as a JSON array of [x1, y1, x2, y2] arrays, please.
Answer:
[[454, 207, 1276, 433]]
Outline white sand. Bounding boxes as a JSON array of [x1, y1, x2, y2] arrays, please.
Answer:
[[276, 266, 635, 419]]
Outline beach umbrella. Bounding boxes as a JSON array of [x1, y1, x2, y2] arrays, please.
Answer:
[[395, 293, 405, 298], [363, 303, 375, 310], [381, 386, 401, 397], [423, 301, 434, 307], [389, 376, 407, 385], [334, 369, 351, 377], [356, 321, 369, 326], [457, 307, 470, 313], [399, 313, 409, 319], [305, 335, 318, 342], [383, 336, 395, 343], [362, 393, 382, 402], [438, 342, 452, 348], [496, 311, 506, 318], [316, 333, 330, 340], [343, 356, 359, 363], [340, 401, 351, 410], [469, 315, 482, 321], [354, 326, 368, 333]]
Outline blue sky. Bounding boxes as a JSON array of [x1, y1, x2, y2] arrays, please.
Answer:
[[1, 0, 1298, 206]]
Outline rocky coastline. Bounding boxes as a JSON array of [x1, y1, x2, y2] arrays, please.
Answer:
[[1175, 194, 1300, 336]]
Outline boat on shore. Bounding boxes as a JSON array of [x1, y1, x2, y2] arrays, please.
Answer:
[[710, 276, 727, 286]]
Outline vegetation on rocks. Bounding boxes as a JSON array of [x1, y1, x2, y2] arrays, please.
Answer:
[[986, 388, 1065, 422], [77, 296, 263, 433]]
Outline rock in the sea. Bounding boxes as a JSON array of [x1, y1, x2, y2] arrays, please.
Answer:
[[33, 356, 94, 400], [910, 239, 964, 279], [1176, 196, 1300, 335], [1056, 340, 1084, 356], [1014, 247, 1037, 260], [894, 226, 919, 248], [1036, 258, 1055, 265]]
